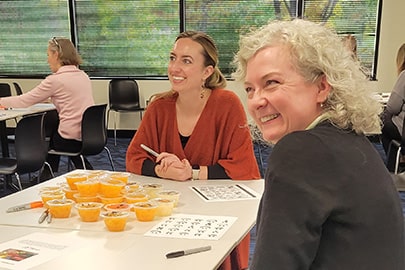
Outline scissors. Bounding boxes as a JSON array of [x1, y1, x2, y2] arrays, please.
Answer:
[[38, 209, 52, 224]]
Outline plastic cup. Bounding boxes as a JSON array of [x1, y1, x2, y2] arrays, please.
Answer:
[[133, 201, 158, 222], [75, 202, 103, 222], [40, 190, 65, 208], [104, 203, 131, 212], [65, 173, 88, 190], [62, 187, 79, 201], [101, 211, 129, 232], [157, 190, 181, 207], [124, 192, 149, 205], [152, 198, 175, 217], [142, 183, 163, 199], [122, 181, 141, 194], [98, 195, 124, 205], [109, 172, 131, 184], [47, 199, 74, 218], [73, 193, 99, 203], [99, 179, 125, 198], [39, 186, 61, 193], [75, 180, 100, 197]]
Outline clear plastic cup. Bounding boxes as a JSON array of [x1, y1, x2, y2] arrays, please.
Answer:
[[152, 198, 175, 217], [101, 211, 130, 232], [98, 195, 124, 205], [156, 190, 181, 207], [75, 202, 103, 222], [109, 172, 131, 184], [47, 199, 74, 218], [62, 187, 79, 201], [65, 173, 88, 190], [75, 180, 100, 197], [133, 201, 158, 222], [104, 203, 131, 212], [99, 179, 125, 198], [40, 190, 65, 208], [142, 183, 163, 199], [73, 193, 99, 203]]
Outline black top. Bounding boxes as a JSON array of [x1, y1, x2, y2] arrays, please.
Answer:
[[251, 122, 405, 270]]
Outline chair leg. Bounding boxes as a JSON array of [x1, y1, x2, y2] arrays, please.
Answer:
[[13, 173, 22, 191], [44, 162, 55, 178], [104, 146, 115, 171], [114, 111, 117, 146], [395, 147, 402, 174], [80, 155, 87, 170]]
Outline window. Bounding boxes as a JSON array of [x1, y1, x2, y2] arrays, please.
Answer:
[[0, 0, 381, 80]]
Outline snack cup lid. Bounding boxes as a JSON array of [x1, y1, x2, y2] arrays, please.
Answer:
[[104, 203, 131, 211], [101, 211, 129, 218], [133, 201, 158, 209], [75, 202, 103, 209], [47, 199, 75, 206]]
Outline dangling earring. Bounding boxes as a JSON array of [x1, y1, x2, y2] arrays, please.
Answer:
[[200, 80, 206, 99]]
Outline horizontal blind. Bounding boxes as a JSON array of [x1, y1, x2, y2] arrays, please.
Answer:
[[0, 0, 70, 77]]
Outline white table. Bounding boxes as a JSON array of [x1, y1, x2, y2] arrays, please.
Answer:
[[0, 103, 56, 157], [0, 171, 264, 270]]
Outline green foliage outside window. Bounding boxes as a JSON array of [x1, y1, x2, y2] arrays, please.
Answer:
[[0, 0, 380, 79]]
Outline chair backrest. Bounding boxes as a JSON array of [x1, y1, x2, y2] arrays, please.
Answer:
[[15, 113, 48, 174], [12, 82, 23, 95], [81, 104, 108, 155], [0, 83, 12, 98], [108, 79, 142, 111]]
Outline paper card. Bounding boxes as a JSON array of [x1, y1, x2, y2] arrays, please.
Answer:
[[0, 233, 80, 270], [190, 184, 259, 202], [144, 214, 237, 240]]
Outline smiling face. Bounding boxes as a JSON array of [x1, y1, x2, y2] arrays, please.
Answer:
[[168, 38, 213, 94], [245, 45, 330, 144]]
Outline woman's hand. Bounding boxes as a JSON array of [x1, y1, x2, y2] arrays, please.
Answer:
[[155, 156, 192, 181]]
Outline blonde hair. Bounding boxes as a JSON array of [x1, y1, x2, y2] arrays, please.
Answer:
[[232, 19, 382, 135], [48, 37, 82, 66], [396, 43, 405, 75]]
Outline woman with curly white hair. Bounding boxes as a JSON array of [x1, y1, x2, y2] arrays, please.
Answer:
[[233, 19, 405, 270]]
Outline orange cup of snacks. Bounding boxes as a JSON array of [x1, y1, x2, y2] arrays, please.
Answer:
[[110, 172, 131, 184], [75, 180, 99, 197], [156, 190, 181, 207], [122, 181, 141, 194], [65, 173, 88, 190], [153, 198, 175, 217], [133, 201, 158, 222], [98, 195, 124, 205], [101, 211, 130, 232], [75, 202, 103, 222], [47, 199, 74, 218], [62, 187, 79, 201], [40, 190, 65, 208], [142, 183, 163, 199], [104, 203, 131, 212], [99, 179, 125, 198], [124, 192, 149, 205], [73, 193, 99, 203], [39, 186, 62, 193]]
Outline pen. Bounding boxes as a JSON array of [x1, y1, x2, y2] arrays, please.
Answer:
[[166, 245, 212, 259], [6, 201, 44, 213], [140, 144, 159, 157]]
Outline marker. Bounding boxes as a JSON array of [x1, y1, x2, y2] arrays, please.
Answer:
[[140, 144, 159, 157], [6, 201, 44, 213], [166, 246, 212, 259]]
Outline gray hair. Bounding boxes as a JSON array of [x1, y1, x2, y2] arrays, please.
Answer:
[[232, 19, 382, 135]]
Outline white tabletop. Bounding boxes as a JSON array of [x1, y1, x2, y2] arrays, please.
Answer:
[[0, 171, 264, 270], [0, 103, 55, 121]]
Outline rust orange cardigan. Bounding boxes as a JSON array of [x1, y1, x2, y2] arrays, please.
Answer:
[[126, 89, 260, 269]]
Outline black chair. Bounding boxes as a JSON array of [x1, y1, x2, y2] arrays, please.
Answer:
[[0, 83, 11, 98], [12, 82, 23, 95], [0, 113, 54, 191], [48, 104, 115, 171], [108, 79, 144, 145], [386, 117, 405, 174]]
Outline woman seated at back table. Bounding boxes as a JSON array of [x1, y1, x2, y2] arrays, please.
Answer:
[[0, 37, 94, 180], [126, 31, 260, 270]]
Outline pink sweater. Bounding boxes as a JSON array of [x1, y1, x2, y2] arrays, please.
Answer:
[[0, 66, 94, 140]]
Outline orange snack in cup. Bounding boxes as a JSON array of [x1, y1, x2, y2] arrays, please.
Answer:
[[104, 203, 131, 212], [62, 187, 79, 201], [110, 172, 131, 184], [75, 202, 103, 222], [47, 199, 74, 218], [99, 179, 125, 198], [65, 173, 88, 190], [73, 193, 99, 203], [98, 195, 124, 205], [40, 190, 65, 208], [101, 211, 129, 232], [133, 201, 158, 222], [75, 180, 99, 197]]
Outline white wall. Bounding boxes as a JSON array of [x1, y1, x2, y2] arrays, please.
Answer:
[[1, 1, 403, 130]]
